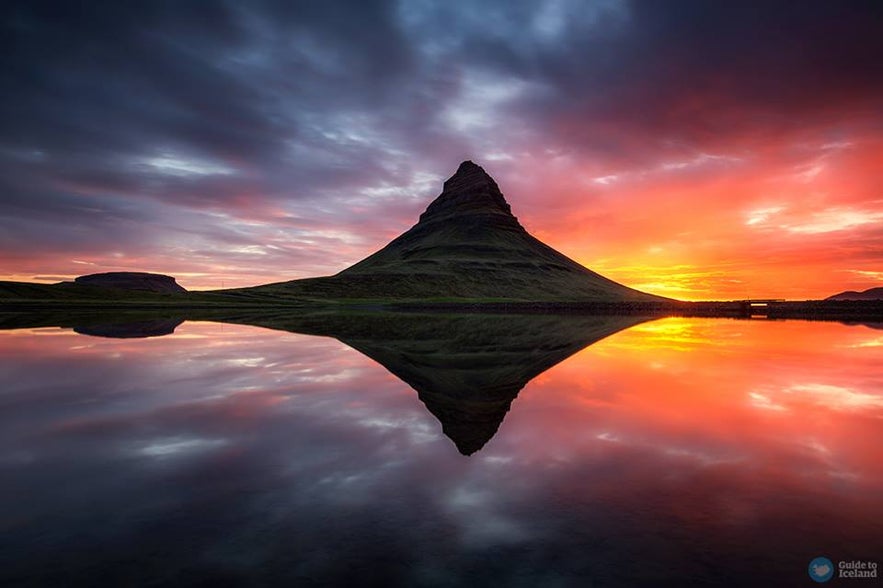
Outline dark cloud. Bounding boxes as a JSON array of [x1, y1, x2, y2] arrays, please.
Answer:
[[572, 1, 883, 152], [401, 1, 883, 161]]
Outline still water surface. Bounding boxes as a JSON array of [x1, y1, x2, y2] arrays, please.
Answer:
[[0, 316, 881, 586]]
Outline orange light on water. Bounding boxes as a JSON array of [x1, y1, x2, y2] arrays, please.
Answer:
[[509, 318, 883, 490]]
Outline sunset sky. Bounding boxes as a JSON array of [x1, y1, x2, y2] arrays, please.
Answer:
[[2, 1, 883, 300]]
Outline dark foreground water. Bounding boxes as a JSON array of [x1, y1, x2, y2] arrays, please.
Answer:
[[0, 316, 880, 587]]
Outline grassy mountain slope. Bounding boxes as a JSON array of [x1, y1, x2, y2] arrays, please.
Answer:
[[235, 161, 667, 303]]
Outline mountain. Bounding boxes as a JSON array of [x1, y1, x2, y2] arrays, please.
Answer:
[[243, 161, 666, 303], [0, 162, 666, 305], [826, 287, 883, 301], [0, 272, 187, 303], [74, 272, 187, 293]]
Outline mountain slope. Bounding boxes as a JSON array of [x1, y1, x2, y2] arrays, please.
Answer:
[[827, 287, 883, 301], [250, 161, 666, 302]]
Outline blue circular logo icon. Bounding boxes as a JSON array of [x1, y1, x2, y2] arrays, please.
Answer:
[[809, 557, 834, 583]]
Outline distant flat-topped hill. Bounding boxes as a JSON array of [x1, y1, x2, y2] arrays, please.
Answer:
[[74, 272, 187, 294], [0, 272, 188, 302], [826, 287, 883, 301], [242, 161, 667, 303]]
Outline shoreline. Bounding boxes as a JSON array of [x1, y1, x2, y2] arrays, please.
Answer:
[[0, 299, 881, 324]]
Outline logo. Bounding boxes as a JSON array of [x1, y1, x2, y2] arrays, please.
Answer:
[[809, 557, 834, 583]]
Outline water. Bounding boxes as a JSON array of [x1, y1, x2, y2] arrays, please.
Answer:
[[0, 315, 880, 587]]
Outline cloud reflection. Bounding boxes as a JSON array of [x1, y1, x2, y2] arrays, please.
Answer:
[[0, 317, 881, 585]]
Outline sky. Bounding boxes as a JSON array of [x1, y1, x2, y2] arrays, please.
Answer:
[[2, 0, 883, 300]]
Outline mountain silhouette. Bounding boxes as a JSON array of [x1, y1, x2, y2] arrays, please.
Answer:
[[0, 161, 669, 304], [243, 161, 666, 302], [74, 272, 187, 294], [827, 287, 883, 301]]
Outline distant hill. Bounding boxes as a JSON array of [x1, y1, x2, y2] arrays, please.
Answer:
[[826, 287, 883, 301], [240, 161, 667, 303], [0, 279, 186, 302], [0, 272, 187, 303], [75, 272, 186, 294]]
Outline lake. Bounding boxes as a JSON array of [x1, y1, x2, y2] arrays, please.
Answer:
[[0, 314, 881, 586]]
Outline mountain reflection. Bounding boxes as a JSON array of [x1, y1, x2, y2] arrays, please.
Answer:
[[233, 312, 649, 454], [74, 318, 184, 339], [0, 310, 649, 454]]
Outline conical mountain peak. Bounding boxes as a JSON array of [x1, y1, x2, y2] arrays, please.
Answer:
[[287, 160, 666, 302], [419, 160, 514, 224], [443, 160, 503, 195]]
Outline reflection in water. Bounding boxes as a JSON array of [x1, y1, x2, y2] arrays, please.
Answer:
[[0, 315, 881, 586], [74, 318, 184, 339], [250, 313, 649, 454], [341, 315, 646, 455], [1, 311, 648, 454]]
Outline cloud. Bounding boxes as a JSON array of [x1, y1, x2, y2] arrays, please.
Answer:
[[745, 206, 786, 227], [782, 207, 883, 235]]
